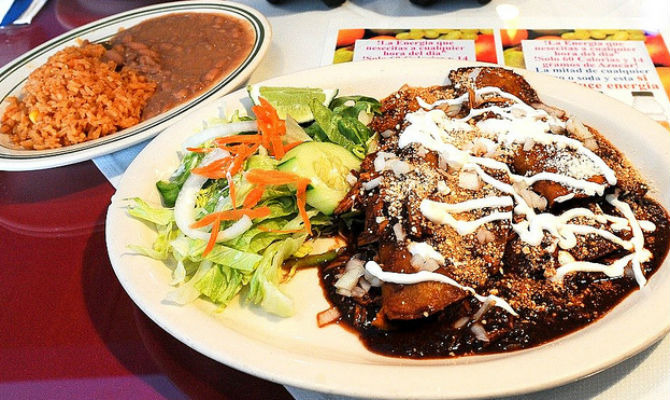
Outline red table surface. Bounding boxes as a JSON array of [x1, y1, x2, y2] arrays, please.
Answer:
[[0, 1, 292, 399]]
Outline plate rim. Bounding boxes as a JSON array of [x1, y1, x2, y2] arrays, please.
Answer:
[[0, 0, 271, 171], [106, 58, 670, 399]]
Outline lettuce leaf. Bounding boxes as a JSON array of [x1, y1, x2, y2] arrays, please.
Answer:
[[246, 234, 308, 317], [194, 263, 250, 306], [156, 152, 204, 207], [307, 96, 380, 159], [127, 197, 174, 225]]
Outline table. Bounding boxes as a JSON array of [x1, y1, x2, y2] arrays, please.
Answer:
[[1, 1, 669, 399], [0, 1, 293, 398]]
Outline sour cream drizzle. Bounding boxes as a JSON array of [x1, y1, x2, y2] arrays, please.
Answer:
[[369, 83, 658, 314], [420, 199, 512, 235], [554, 194, 653, 288], [365, 261, 518, 316], [407, 241, 446, 264]]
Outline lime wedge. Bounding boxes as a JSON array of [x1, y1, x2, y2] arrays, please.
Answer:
[[247, 86, 338, 123]]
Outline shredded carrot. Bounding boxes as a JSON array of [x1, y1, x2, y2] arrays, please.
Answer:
[[252, 97, 286, 158], [202, 218, 221, 256], [243, 185, 266, 209], [223, 144, 248, 154], [214, 134, 261, 146], [271, 134, 285, 159], [196, 206, 271, 257], [245, 169, 306, 186], [186, 147, 213, 153], [191, 206, 271, 229], [191, 157, 232, 179], [244, 169, 312, 233], [229, 143, 259, 176]]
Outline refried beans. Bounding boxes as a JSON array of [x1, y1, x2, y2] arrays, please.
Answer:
[[105, 12, 255, 119]]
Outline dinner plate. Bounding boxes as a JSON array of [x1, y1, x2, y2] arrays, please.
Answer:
[[0, 1, 270, 171], [106, 59, 670, 399]]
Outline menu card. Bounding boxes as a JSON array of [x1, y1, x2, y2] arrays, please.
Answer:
[[327, 28, 670, 129]]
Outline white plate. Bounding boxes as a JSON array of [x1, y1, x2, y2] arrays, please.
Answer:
[[106, 59, 670, 399], [0, 1, 270, 171]]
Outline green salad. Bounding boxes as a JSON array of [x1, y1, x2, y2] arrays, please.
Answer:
[[127, 87, 379, 317]]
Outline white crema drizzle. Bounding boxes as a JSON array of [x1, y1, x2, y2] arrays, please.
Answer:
[[365, 261, 518, 316], [368, 84, 658, 314]]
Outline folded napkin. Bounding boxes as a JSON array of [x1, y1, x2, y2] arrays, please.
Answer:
[[0, 0, 46, 26], [93, 141, 149, 189]]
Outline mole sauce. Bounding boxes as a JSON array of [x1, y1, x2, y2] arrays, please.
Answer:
[[319, 197, 670, 359]]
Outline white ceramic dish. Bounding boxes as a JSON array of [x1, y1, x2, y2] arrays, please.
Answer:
[[0, 1, 271, 171], [106, 59, 670, 399]]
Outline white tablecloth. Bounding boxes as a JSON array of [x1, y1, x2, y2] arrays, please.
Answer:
[[93, 1, 670, 398]]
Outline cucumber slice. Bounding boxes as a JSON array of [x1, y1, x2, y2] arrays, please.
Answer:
[[277, 142, 361, 215], [247, 86, 338, 123]]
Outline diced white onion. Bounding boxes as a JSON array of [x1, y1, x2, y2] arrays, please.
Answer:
[[584, 138, 599, 151], [362, 177, 383, 190], [453, 316, 470, 329], [411, 254, 440, 272], [514, 181, 547, 211], [174, 148, 236, 242], [345, 258, 365, 272], [387, 159, 412, 176], [471, 322, 490, 342], [523, 138, 535, 151], [335, 261, 365, 291], [533, 102, 566, 119], [472, 299, 494, 321], [345, 173, 358, 186], [351, 286, 368, 298], [393, 222, 406, 242], [181, 120, 258, 151], [458, 170, 482, 191], [363, 270, 383, 287], [476, 228, 496, 244], [412, 146, 426, 158], [381, 129, 394, 138], [316, 307, 341, 327], [566, 117, 598, 150], [437, 181, 451, 195], [359, 278, 372, 292], [557, 250, 576, 265], [374, 154, 386, 172]]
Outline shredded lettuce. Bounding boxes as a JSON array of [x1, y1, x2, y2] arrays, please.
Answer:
[[156, 152, 204, 207], [306, 96, 380, 159], [246, 235, 307, 317], [127, 197, 174, 225], [127, 88, 375, 317]]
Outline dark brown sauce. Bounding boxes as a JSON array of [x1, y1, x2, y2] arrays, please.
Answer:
[[106, 12, 254, 119], [319, 196, 670, 359]]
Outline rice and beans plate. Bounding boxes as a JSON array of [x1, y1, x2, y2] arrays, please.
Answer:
[[0, 12, 255, 150]]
